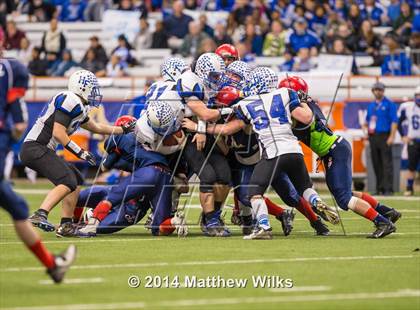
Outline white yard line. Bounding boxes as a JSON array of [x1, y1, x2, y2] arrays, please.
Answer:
[[4, 289, 420, 310], [1, 255, 416, 273], [39, 277, 104, 285], [0, 238, 162, 245]]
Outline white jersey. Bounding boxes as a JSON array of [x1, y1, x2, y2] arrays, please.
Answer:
[[24, 91, 90, 150], [234, 88, 302, 159], [134, 113, 185, 155], [176, 70, 211, 113], [398, 101, 420, 140]]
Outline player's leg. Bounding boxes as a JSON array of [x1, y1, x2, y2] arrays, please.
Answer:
[[353, 191, 401, 223], [324, 140, 395, 238], [74, 185, 110, 223], [232, 164, 255, 234], [404, 141, 420, 195]]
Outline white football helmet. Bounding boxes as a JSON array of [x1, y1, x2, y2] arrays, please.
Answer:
[[68, 69, 102, 106], [160, 57, 188, 82], [195, 53, 226, 91], [146, 100, 179, 136], [223, 60, 251, 88], [244, 67, 278, 97]]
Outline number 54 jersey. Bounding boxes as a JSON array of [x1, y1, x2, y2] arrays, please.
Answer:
[[234, 88, 302, 159]]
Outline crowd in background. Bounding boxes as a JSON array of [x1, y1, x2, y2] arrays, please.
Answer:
[[1, 0, 420, 77]]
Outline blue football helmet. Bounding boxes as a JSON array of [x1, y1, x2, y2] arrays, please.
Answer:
[[160, 57, 188, 82], [244, 67, 278, 97]]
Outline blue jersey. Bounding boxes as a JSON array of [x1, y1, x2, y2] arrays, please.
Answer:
[[0, 58, 29, 133], [103, 133, 168, 172]]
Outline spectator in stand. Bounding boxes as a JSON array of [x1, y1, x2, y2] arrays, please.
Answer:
[[4, 20, 26, 50], [0, 0, 17, 29], [17, 37, 33, 65], [331, 0, 347, 20], [49, 49, 77, 76], [262, 19, 286, 57], [106, 54, 126, 77], [135, 18, 152, 50], [185, 0, 198, 10], [226, 12, 241, 43], [85, 0, 111, 21], [232, 0, 253, 25], [353, 20, 382, 65], [28, 46, 48, 76], [118, 0, 147, 19], [360, 0, 385, 26], [40, 18, 66, 58], [330, 38, 351, 55], [215, 0, 235, 11], [325, 22, 355, 53], [81, 48, 105, 75], [292, 47, 316, 72], [28, 0, 56, 22], [293, 5, 305, 23], [240, 22, 264, 56], [111, 34, 135, 67], [59, 0, 86, 22], [271, 0, 295, 28], [179, 21, 209, 58], [381, 32, 412, 76], [213, 22, 233, 46], [309, 5, 328, 38], [199, 14, 214, 38], [118, 0, 134, 10], [196, 37, 217, 60], [285, 17, 321, 56], [236, 41, 255, 64], [387, 0, 401, 24], [82, 36, 108, 68], [164, 1, 193, 49], [413, 12, 420, 33], [151, 20, 168, 48], [393, 2, 414, 44], [45, 51, 59, 72], [347, 4, 363, 31], [278, 49, 294, 71]]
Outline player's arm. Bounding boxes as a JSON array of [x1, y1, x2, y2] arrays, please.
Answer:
[[81, 119, 135, 135], [387, 102, 399, 146], [289, 90, 314, 124], [186, 100, 222, 122], [182, 117, 245, 135]]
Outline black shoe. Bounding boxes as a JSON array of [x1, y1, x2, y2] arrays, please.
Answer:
[[276, 210, 294, 236], [56, 222, 77, 238], [384, 209, 402, 224], [367, 221, 396, 239], [310, 217, 330, 236], [47, 244, 77, 283], [241, 215, 254, 236], [29, 211, 55, 232]]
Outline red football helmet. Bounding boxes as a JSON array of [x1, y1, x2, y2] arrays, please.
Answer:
[[114, 115, 137, 127], [278, 76, 309, 94], [215, 44, 239, 65]]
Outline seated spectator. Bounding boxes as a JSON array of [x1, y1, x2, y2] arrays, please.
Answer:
[[226, 12, 242, 43], [179, 21, 209, 57], [151, 20, 169, 48], [111, 34, 135, 66], [240, 23, 263, 56], [199, 14, 214, 38], [4, 20, 26, 50], [213, 22, 233, 46], [393, 2, 413, 44], [381, 32, 412, 76], [59, 0, 86, 22], [271, 0, 295, 28], [81, 48, 106, 75], [330, 38, 351, 55], [387, 0, 401, 24], [360, 0, 385, 26], [292, 47, 316, 72], [347, 4, 363, 31], [85, 0, 111, 21], [332, 0, 347, 20], [292, 5, 305, 23], [17, 37, 33, 65], [28, 0, 56, 22], [232, 0, 253, 25], [309, 5, 328, 38], [278, 50, 294, 71], [185, 0, 198, 10], [196, 38, 217, 60], [215, 0, 235, 11], [286, 18, 321, 55], [45, 52, 59, 72], [326, 22, 355, 52], [106, 54, 126, 77], [413, 13, 420, 33], [164, 0, 193, 49], [28, 46, 48, 76], [118, 0, 134, 10], [135, 18, 152, 50], [263, 20, 286, 56], [49, 49, 78, 76], [41, 18, 66, 58], [353, 20, 382, 65], [82, 36, 108, 67]]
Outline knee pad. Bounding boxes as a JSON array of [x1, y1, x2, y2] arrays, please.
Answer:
[[347, 196, 359, 211]]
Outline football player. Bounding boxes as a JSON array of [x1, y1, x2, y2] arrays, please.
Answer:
[[280, 76, 400, 238], [0, 55, 76, 283], [21, 70, 136, 237], [398, 86, 420, 196]]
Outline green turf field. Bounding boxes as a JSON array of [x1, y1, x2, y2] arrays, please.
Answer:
[[0, 182, 419, 310]]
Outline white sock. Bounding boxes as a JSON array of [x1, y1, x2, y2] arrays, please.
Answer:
[[303, 188, 320, 207], [250, 198, 270, 230]]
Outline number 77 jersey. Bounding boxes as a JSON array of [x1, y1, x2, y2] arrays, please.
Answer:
[[234, 88, 303, 159]]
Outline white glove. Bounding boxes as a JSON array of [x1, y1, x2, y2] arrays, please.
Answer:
[[171, 211, 188, 237]]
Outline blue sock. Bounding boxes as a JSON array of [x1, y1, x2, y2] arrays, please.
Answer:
[[258, 215, 270, 230], [407, 179, 414, 191], [373, 214, 390, 225], [375, 203, 393, 215]]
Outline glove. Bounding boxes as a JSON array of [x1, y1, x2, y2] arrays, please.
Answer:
[[79, 150, 97, 166], [171, 211, 188, 237], [121, 120, 136, 134], [216, 86, 241, 106]]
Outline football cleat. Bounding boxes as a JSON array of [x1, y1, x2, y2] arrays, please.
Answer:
[[29, 211, 55, 232], [312, 200, 340, 225], [56, 222, 77, 238], [243, 227, 273, 240], [144, 213, 153, 230], [76, 218, 99, 238], [367, 221, 396, 239], [384, 209, 402, 224], [404, 190, 414, 196], [47, 244, 77, 284], [310, 217, 330, 236], [276, 210, 294, 236]]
